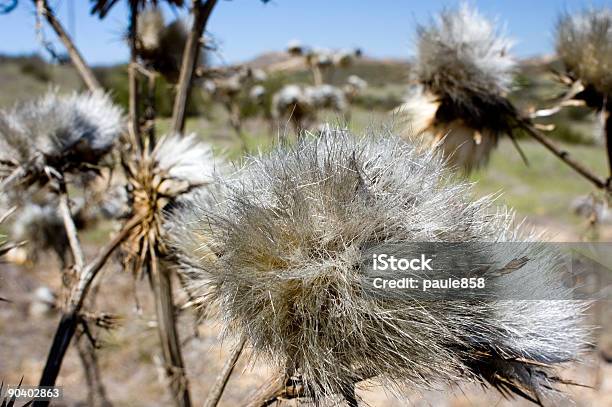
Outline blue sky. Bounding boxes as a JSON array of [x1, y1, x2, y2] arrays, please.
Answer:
[[1, 0, 611, 66]]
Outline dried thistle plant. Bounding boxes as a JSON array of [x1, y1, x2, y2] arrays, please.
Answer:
[[305, 84, 349, 115], [0, 91, 123, 193], [556, 8, 612, 105], [135, 6, 190, 82], [397, 4, 518, 171], [169, 128, 589, 405], [271, 84, 316, 132], [271, 84, 350, 133], [121, 133, 218, 276]]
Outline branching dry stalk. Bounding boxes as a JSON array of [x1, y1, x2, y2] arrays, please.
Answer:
[[150, 252, 191, 407], [171, 0, 219, 134], [57, 181, 85, 271], [34, 0, 101, 92], [76, 333, 113, 407], [517, 118, 611, 192], [37, 215, 144, 401], [604, 101, 612, 182], [203, 336, 246, 407], [75, 284, 113, 407]]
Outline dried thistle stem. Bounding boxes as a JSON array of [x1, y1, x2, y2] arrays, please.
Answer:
[[203, 336, 246, 407], [76, 333, 113, 407], [150, 253, 191, 407], [34, 0, 101, 92], [75, 284, 113, 407], [518, 118, 611, 191], [57, 182, 85, 271], [38, 215, 144, 395], [170, 0, 218, 134], [128, 1, 142, 151], [604, 102, 612, 182]]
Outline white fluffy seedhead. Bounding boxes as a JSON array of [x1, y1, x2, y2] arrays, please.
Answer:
[[287, 39, 304, 56], [271, 84, 315, 129], [415, 5, 516, 128], [0, 91, 122, 190], [556, 9, 612, 96], [249, 85, 266, 103], [305, 84, 348, 113], [152, 133, 218, 191], [170, 129, 589, 402], [11, 202, 68, 264]]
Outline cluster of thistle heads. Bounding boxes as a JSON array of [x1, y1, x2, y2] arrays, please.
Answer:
[[0, 89, 591, 405], [203, 67, 268, 109], [286, 40, 362, 69], [261, 40, 369, 132]]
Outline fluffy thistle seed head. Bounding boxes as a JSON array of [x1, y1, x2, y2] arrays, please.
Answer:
[[170, 129, 589, 402], [0, 91, 122, 191], [287, 39, 304, 56], [305, 84, 348, 113], [271, 84, 316, 129], [399, 5, 517, 171], [0, 208, 15, 259], [415, 4, 515, 114], [556, 9, 612, 97], [11, 202, 69, 264]]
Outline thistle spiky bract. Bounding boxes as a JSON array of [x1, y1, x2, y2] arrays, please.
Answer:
[[169, 128, 588, 404], [398, 4, 518, 171], [121, 133, 219, 276]]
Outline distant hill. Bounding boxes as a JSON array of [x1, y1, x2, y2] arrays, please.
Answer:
[[0, 54, 83, 108]]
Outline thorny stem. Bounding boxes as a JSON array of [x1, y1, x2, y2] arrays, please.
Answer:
[[37, 216, 143, 400], [170, 0, 219, 134], [518, 118, 611, 192], [203, 336, 247, 407], [150, 250, 191, 407], [76, 284, 113, 407], [145, 72, 158, 152], [34, 0, 101, 92]]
